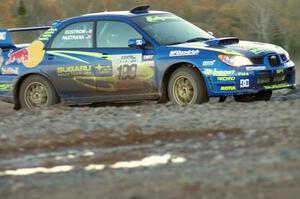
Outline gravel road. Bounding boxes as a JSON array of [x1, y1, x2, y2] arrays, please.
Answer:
[[0, 85, 300, 199]]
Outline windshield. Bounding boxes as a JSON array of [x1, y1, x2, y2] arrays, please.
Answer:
[[133, 13, 214, 45]]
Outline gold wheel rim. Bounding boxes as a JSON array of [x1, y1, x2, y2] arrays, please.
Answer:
[[172, 76, 195, 105], [24, 82, 49, 108]]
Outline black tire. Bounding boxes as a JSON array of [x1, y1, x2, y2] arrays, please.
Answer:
[[19, 75, 59, 109], [234, 90, 272, 102], [168, 67, 208, 105]]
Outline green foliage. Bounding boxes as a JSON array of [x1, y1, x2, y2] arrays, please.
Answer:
[[18, 0, 26, 16]]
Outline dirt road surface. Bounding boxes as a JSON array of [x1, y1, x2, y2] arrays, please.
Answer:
[[0, 85, 300, 198]]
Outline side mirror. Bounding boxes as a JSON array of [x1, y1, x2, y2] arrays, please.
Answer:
[[208, 31, 214, 36], [128, 38, 146, 48]]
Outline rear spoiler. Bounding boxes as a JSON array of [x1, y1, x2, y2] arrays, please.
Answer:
[[0, 26, 50, 48]]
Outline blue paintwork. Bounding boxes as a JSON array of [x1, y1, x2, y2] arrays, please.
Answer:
[[0, 10, 296, 106]]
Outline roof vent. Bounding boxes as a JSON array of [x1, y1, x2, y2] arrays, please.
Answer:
[[130, 5, 150, 14]]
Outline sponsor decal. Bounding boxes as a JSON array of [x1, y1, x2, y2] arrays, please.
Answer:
[[5, 40, 46, 68], [246, 66, 266, 71], [263, 83, 289, 89], [203, 69, 235, 76], [276, 69, 285, 74], [240, 79, 250, 88], [146, 15, 177, 23], [217, 76, 236, 81], [202, 60, 216, 66], [1, 67, 19, 75], [250, 48, 268, 55], [169, 50, 199, 57], [56, 54, 154, 92], [0, 83, 13, 91], [6, 48, 29, 65], [57, 65, 93, 77], [62, 28, 93, 41], [220, 86, 236, 91], [95, 65, 113, 77], [0, 32, 6, 40], [143, 55, 154, 60], [39, 28, 58, 41], [237, 72, 250, 76], [115, 55, 139, 80]]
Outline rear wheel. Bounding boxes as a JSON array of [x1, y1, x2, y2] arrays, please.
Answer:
[[234, 90, 272, 102], [19, 75, 59, 109], [168, 67, 208, 105]]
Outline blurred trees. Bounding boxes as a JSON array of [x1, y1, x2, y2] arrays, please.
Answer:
[[0, 0, 299, 58]]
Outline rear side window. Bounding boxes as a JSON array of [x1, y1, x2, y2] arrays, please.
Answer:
[[96, 21, 142, 48], [51, 22, 94, 48]]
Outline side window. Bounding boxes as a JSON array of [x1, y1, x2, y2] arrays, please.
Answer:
[[51, 22, 94, 48], [97, 21, 142, 48]]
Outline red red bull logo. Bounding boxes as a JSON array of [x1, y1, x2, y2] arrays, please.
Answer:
[[6, 48, 29, 65]]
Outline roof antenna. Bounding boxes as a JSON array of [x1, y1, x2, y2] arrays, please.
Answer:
[[130, 5, 150, 14]]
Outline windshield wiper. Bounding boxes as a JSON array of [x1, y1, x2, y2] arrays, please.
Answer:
[[168, 37, 210, 45]]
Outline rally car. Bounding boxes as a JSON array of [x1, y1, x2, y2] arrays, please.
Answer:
[[0, 5, 296, 109]]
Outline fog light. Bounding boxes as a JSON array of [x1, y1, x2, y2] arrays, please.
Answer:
[[257, 77, 271, 84], [274, 76, 286, 82]]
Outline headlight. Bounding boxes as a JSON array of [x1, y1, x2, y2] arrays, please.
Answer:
[[283, 50, 290, 61], [277, 46, 290, 61], [218, 54, 253, 67]]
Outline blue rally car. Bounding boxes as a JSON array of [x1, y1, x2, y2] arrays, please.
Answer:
[[0, 5, 296, 109]]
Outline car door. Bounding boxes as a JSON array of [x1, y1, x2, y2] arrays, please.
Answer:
[[44, 21, 98, 100], [93, 20, 157, 100]]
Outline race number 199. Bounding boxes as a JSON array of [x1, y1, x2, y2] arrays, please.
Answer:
[[0, 32, 6, 40]]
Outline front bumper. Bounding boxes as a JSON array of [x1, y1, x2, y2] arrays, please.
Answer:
[[203, 61, 296, 97]]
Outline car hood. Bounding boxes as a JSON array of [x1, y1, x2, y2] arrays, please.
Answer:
[[170, 39, 287, 58]]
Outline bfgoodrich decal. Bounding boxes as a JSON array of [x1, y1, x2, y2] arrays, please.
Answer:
[[169, 50, 199, 57]]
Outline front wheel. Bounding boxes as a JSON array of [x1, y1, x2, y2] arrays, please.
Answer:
[[19, 75, 59, 109], [234, 90, 272, 102], [168, 67, 208, 105]]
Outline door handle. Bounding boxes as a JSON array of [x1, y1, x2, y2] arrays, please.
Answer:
[[47, 54, 55, 60]]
